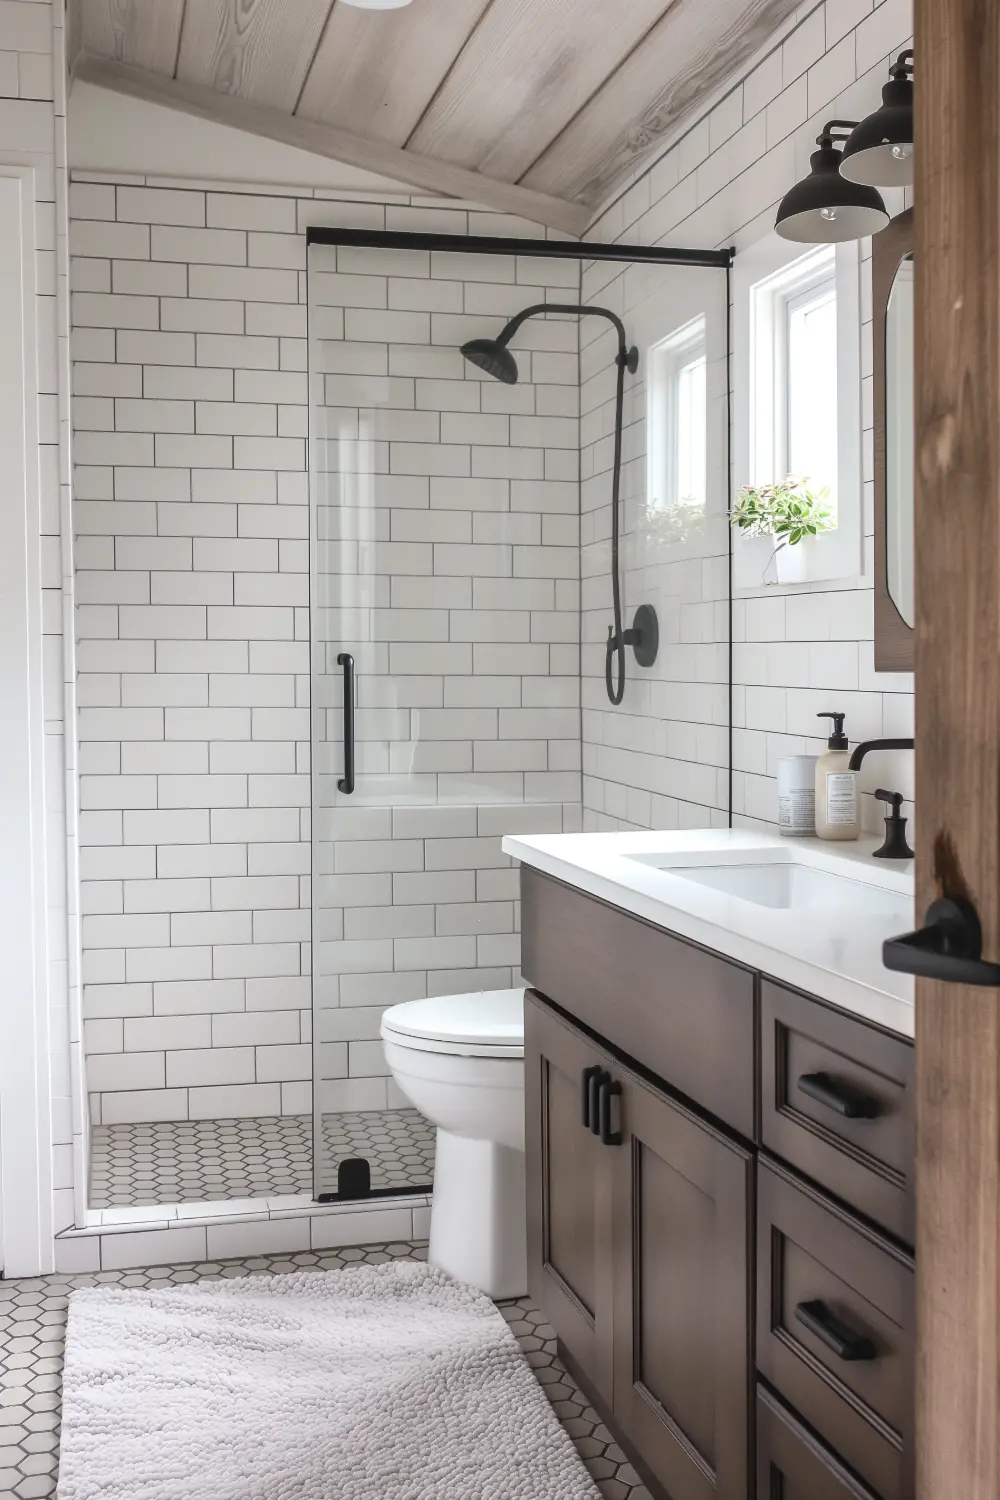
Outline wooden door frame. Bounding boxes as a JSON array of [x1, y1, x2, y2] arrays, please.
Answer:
[[914, 2, 1000, 1495]]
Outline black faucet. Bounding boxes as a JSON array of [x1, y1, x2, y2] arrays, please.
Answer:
[[847, 737, 914, 771]]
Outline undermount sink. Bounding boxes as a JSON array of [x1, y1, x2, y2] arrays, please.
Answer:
[[626, 854, 911, 919]]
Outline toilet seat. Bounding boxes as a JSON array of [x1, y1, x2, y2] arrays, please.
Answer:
[[380, 988, 524, 1058]]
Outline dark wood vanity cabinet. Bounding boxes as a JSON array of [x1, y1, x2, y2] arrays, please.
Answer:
[[525, 989, 753, 1500], [521, 869, 916, 1500]]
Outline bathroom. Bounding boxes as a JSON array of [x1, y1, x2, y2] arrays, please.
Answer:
[[2, 0, 968, 1495]]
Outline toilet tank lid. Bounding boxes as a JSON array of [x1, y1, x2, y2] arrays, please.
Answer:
[[380, 988, 524, 1049]]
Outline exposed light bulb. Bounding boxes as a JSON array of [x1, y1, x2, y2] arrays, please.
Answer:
[[890, 143, 914, 161], [820, 206, 839, 222]]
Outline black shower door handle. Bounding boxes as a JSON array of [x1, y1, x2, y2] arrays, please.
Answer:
[[337, 652, 355, 795]]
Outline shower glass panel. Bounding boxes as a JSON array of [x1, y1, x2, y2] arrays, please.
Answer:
[[307, 233, 730, 1204]]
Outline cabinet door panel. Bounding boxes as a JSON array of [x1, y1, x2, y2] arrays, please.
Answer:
[[525, 991, 614, 1406], [614, 1065, 753, 1500]]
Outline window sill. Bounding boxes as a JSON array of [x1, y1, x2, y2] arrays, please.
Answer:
[[732, 531, 863, 591]]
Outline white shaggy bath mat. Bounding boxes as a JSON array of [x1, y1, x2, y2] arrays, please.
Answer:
[[58, 1260, 601, 1499]]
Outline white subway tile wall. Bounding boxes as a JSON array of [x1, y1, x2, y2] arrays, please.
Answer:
[[583, 0, 914, 835], [71, 187, 583, 1124]]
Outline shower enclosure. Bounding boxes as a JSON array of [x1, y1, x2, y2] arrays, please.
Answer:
[[306, 229, 730, 1204]]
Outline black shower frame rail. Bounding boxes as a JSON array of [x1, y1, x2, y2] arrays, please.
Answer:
[[305, 225, 732, 270], [306, 227, 735, 1199]]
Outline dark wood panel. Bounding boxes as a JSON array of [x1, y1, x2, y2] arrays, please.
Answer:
[[913, 2, 1000, 1497], [525, 991, 614, 1408], [520, 867, 756, 1137], [756, 1386, 883, 1500], [757, 1161, 913, 1500], [614, 1061, 753, 1500], [873, 207, 915, 672], [761, 982, 914, 1243]]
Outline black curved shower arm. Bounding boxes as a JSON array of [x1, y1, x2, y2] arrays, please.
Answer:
[[491, 302, 629, 356], [488, 302, 634, 705]]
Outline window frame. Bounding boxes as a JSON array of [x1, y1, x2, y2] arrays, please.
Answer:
[[734, 231, 862, 588], [647, 313, 708, 514]]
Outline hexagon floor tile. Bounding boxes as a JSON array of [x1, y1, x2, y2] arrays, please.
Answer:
[[89, 1110, 435, 1209], [0, 1241, 650, 1499]]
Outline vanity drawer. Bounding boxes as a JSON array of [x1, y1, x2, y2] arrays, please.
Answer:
[[520, 866, 756, 1137], [756, 1386, 883, 1500], [761, 981, 914, 1243], [757, 1161, 913, 1500]]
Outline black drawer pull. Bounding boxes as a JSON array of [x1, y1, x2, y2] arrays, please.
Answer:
[[597, 1076, 622, 1146], [797, 1071, 879, 1120], [588, 1069, 606, 1135], [795, 1299, 877, 1362], [581, 1065, 601, 1129]]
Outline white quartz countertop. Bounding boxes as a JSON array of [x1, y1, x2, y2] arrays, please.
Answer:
[[502, 828, 916, 1039]]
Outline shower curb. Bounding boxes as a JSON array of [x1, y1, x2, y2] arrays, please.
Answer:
[[54, 1193, 432, 1273]]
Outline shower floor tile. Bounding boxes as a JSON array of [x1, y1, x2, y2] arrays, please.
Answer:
[[318, 1109, 435, 1196], [1, 1241, 650, 1500], [89, 1109, 435, 1209]]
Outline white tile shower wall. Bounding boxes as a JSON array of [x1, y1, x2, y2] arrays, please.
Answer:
[[309, 244, 583, 1115], [71, 181, 582, 1124], [584, 0, 915, 834]]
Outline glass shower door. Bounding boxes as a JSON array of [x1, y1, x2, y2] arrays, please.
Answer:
[[308, 237, 585, 1201]]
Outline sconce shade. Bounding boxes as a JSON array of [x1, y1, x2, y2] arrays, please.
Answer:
[[775, 143, 890, 243], [839, 73, 914, 186]]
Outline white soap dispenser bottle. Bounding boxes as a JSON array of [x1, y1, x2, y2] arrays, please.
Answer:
[[814, 712, 860, 841]]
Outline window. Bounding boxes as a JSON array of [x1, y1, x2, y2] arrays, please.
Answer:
[[648, 314, 707, 512], [751, 246, 838, 507], [734, 233, 862, 587]]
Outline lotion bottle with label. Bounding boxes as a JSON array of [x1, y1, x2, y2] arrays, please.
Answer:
[[814, 712, 860, 841]]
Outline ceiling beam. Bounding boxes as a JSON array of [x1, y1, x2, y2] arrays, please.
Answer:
[[73, 53, 590, 238]]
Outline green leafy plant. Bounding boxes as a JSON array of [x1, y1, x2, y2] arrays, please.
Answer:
[[730, 476, 835, 548]]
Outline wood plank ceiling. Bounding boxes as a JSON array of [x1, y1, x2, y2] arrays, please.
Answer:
[[76, 0, 801, 228]]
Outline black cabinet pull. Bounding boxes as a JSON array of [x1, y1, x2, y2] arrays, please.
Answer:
[[337, 652, 355, 795], [581, 1065, 601, 1128], [795, 1299, 877, 1362], [884, 896, 1000, 986], [588, 1069, 606, 1135], [597, 1076, 622, 1146], [797, 1071, 879, 1120]]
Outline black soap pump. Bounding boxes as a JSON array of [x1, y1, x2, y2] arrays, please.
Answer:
[[873, 789, 914, 859], [815, 711, 860, 841]]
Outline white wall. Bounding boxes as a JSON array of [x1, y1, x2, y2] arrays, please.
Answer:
[[0, 0, 79, 1272], [69, 82, 412, 197], [584, 0, 915, 835]]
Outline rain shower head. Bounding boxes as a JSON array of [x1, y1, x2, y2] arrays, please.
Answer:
[[460, 336, 519, 384]]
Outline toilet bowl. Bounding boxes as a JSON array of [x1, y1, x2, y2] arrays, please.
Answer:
[[381, 989, 525, 1299]]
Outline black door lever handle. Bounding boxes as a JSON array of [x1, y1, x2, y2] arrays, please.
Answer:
[[883, 897, 1000, 986]]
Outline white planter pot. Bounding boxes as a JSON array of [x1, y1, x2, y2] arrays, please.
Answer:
[[775, 541, 809, 584]]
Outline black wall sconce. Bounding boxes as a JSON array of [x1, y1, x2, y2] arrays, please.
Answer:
[[775, 51, 914, 244]]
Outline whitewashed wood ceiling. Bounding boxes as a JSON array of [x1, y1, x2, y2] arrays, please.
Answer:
[[75, 0, 801, 231]]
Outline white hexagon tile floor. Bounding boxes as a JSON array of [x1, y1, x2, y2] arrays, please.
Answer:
[[89, 1110, 436, 1209], [0, 1240, 651, 1500]]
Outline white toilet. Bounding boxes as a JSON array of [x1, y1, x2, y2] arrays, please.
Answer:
[[380, 988, 526, 1299]]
